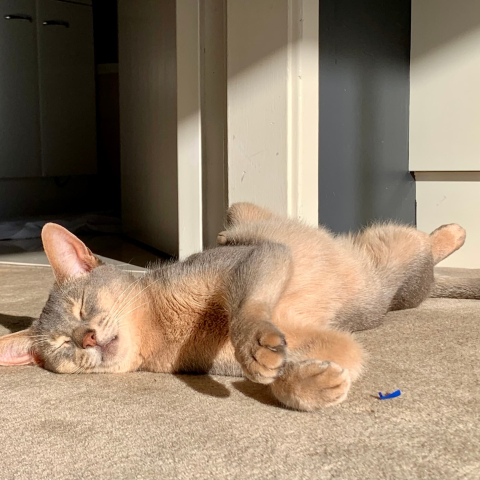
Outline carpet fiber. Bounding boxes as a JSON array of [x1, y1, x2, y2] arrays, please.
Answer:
[[0, 265, 479, 479]]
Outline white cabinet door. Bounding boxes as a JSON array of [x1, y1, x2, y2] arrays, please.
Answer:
[[118, 0, 180, 255], [0, 0, 41, 178], [37, 0, 96, 176], [410, 0, 480, 171]]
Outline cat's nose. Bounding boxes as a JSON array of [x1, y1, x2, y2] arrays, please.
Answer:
[[82, 330, 97, 348]]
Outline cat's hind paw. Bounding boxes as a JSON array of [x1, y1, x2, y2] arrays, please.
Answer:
[[217, 231, 229, 245], [271, 360, 351, 411]]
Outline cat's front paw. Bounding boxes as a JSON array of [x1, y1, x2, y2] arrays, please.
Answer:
[[232, 320, 287, 385], [271, 360, 351, 411]]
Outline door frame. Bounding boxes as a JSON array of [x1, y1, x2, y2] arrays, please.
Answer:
[[120, 0, 319, 257]]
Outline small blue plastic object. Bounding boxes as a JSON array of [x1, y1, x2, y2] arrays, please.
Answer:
[[378, 389, 401, 400]]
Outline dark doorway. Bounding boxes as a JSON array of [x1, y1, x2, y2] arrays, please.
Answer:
[[319, 0, 414, 232]]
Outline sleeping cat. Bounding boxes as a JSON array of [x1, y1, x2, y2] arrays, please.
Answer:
[[0, 203, 475, 411]]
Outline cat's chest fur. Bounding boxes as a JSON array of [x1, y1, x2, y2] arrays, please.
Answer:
[[134, 255, 244, 376]]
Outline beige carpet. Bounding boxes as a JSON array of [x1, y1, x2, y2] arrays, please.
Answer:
[[0, 264, 479, 480]]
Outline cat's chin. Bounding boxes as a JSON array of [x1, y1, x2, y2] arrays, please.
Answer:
[[93, 335, 138, 373], [100, 335, 119, 359]]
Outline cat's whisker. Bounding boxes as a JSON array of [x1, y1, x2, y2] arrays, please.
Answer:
[[103, 273, 149, 328], [108, 317, 129, 332], [112, 302, 149, 326], [50, 343, 66, 355], [109, 276, 161, 325], [110, 281, 149, 319], [103, 275, 145, 327], [100, 279, 141, 329], [29, 335, 49, 343], [109, 296, 143, 326], [72, 365, 86, 375]]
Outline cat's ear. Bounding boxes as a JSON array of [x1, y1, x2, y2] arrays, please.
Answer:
[[0, 330, 36, 366], [41, 223, 103, 282]]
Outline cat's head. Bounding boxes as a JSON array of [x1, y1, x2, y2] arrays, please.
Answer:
[[0, 224, 146, 373]]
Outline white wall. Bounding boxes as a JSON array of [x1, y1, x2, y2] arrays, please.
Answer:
[[416, 173, 480, 268], [227, 0, 289, 215], [227, 0, 319, 225], [411, 0, 480, 267]]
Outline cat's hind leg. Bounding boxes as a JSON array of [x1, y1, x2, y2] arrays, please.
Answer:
[[226, 241, 293, 384], [352, 224, 435, 311], [217, 203, 276, 245], [225, 202, 275, 227], [270, 328, 364, 411], [429, 223, 466, 265], [387, 223, 465, 310], [356, 222, 465, 311]]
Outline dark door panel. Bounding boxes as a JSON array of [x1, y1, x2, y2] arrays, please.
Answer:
[[319, 0, 414, 232]]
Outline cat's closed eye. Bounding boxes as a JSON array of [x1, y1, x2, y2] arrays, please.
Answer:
[[53, 336, 73, 348]]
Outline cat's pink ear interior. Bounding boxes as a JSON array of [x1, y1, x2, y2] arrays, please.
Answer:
[[0, 330, 36, 366], [41, 223, 102, 282]]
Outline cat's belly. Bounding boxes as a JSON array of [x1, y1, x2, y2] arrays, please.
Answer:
[[207, 341, 243, 377], [178, 339, 243, 377], [141, 333, 243, 377]]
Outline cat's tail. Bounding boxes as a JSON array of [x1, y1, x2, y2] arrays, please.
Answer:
[[430, 275, 480, 299]]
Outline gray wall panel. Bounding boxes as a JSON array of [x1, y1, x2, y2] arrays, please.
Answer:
[[319, 0, 415, 232]]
